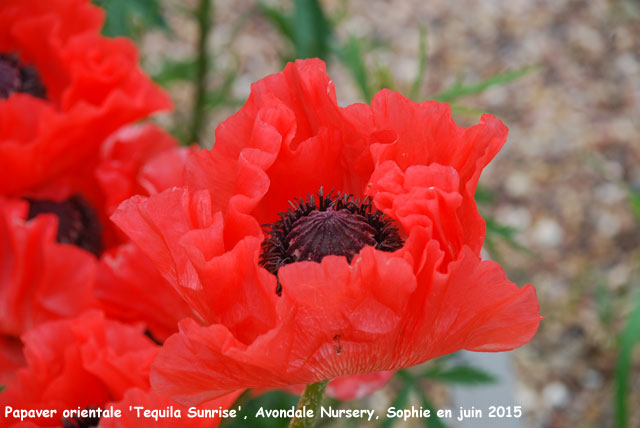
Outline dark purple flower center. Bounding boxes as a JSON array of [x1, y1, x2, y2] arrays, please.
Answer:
[[0, 53, 46, 100], [27, 195, 103, 257], [287, 209, 377, 262], [260, 189, 404, 295]]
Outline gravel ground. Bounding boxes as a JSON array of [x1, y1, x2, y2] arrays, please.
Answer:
[[140, 1, 640, 426]]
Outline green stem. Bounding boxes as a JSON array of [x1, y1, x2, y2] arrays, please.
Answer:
[[189, 0, 212, 146], [615, 290, 640, 428], [288, 380, 329, 428]]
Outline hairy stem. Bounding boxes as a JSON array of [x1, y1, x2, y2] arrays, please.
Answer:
[[288, 379, 329, 428], [189, 0, 212, 145]]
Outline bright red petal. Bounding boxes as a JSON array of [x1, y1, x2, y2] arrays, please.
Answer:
[[0, 0, 171, 195], [96, 243, 195, 342], [0, 197, 98, 337], [0, 311, 158, 426]]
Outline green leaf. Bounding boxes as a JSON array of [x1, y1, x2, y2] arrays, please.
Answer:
[[95, 0, 128, 37], [434, 66, 537, 102], [151, 58, 197, 86], [382, 374, 413, 428], [258, 0, 333, 62], [95, 0, 168, 38], [615, 290, 640, 428], [335, 36, 371, 102], [449, 104, 487, 116], [373, 64, 397, 93], [414, 390, 446, 428], [627, 186, 640, 223], [127, 0, 167, 27], [204, 69, 239, 109], [395, 370, 447, 428], [483, 236, 501, 264], [409, 27, 428, 101], [292, 0, 333, 59], [423, 365, 497, 385], [0, 385, 4, 393], [258, 3, 295, 43], [482, 214, 532, 262], [474, 185, 495, 205], [220, 390, 299, 428], [484, 216, 531, 254]]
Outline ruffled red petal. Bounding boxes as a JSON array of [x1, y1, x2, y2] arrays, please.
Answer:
[[112, 189, 277, 341], [96, 243, 195, 342], [185, 59, 372, 229], [0, 311, 158, 426], [95, 123, 181, 215], [344, 90, 508, 254], [143, 246, 537, 405], [0, 197, 98, 337], [0, 0, 171, 195]]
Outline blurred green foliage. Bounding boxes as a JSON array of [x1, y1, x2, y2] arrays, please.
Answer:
[[434, 66, 537, 103], [94, 0, 167, 38], [422, 365, 497, 385], [259, 1, 535, 107], [151, 59, 198, 87], [627, 186, 640, 223], [260, 0, 333, 61], [615, 290, 640, 428], [409, 27, 429, 101], [260, 0, 383, 103], [383, 358, 496, 428], [595, 281, 614, 327], [475, 186, 532, 263], [614, 185, 640, 428], [484, 216, 532, 261], [334, 35, 372, 101], [383, 370, 445, 428], [95, 0, 244, 145], [221, 391, 299, 428]]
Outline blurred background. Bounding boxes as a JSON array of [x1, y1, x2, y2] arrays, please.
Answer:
[[93, 0, 640, 426]]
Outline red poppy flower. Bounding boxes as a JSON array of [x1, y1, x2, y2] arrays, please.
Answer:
[[0, 122, 194, 355], [0, 311, 242, 427], [0, 311, 157, 427], [0, 197, 98, 338], [0, 0, 171, 196], [112, 59, 541, 404]]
